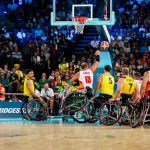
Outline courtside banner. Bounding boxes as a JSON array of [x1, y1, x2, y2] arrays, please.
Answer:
[[0, 102, 23, 118]]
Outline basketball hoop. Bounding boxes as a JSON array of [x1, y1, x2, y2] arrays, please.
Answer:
[[71, 16, 88, 34]]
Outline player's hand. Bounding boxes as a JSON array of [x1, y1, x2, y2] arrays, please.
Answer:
[[39, 97, 44, 102], [91, 97, 95, 101], [109, 98, 115, 103], [95, 50, 100, 55]]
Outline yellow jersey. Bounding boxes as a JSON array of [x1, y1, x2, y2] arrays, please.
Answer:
[[59, 63, 68, 73], [120, 76, 136, 95], [23, 78, 34, 98], [100, 73, 114, 95]]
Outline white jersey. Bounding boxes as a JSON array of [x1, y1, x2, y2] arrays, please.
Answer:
[[79, 69, 93, 89], [135, 79, 142, 99]]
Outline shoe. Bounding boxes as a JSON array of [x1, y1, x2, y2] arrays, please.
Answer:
[[48, 67, 51, 69]]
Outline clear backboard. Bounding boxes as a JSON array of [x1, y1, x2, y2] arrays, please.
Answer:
[[51, 0, 115, 26]]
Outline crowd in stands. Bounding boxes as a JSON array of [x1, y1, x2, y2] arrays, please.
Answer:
[[0, 0, 150, 104]]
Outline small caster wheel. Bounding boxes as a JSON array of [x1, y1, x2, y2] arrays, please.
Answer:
[[62, 118, 65, 122], [119, 122, 122, 126], [66, 119, 68, 122]]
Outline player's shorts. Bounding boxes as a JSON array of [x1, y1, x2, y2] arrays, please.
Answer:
[[99, 94, 112, 103]]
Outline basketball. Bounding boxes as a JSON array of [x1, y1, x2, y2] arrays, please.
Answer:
[[100, 41, 109, 50]]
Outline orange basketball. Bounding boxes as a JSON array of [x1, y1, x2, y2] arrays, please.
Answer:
[[100, 41, 109, 50]]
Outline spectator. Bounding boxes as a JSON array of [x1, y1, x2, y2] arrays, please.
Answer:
[[22, 43, 30, 59], [44, 48, 50, 69], [123, 42, 130, 53], [10, 68, 19, 92], [67, 62, 75, 73], [41, 83, 54, 116], [0, 72, 8, 92], [12, 46, 22, 61], [66, 73, 74, 85], [9, 95, 22, 102], [39, 76, 49, 89], [120, 52, 129, 63], [41, 33, 47, 42], [33, 52, 40, 76], [41, 42, 47, 51], [51, 73, 58, 86], [130, 42, 139, 52], [112, 36, 119, 47], [48, 70, 55, 83], [34, 26, 43, 37], [58, 83, 69, 106], [58, 10, 65, 21], [91, 36, 99, 50], [59, 58, 69, 73], [7, 0, 18, 21], [84, 41, 93, 53], [5, 72, 13, 96], [129, 65, 134, 77], [14, 64, 23, 80], [55, 75, 63, 88], [119, 36, 127, 48], [140, 42, 148, 53], [71, 55, 77, 65], [132, 21, 138, 28], [140, 62, 149, 76], [57, 30, 64, 39], [62, 71, 71, 82], [16, 29, 26, 40], [139, 54, 147, 63], [4, 65, 10, 73]]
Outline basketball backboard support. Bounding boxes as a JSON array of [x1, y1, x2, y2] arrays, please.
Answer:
[[51, 0, 115, 26]]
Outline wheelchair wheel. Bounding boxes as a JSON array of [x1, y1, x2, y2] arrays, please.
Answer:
[[98, 101, 122, 126], [72, 102, 95, 123], [26, 98, 49, 121], [63, 92, 88, 113], [88, 98, 103, 123], [130, 99, 146, 128], [20, 102, 30, 120]]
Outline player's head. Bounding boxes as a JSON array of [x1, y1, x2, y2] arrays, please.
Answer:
[[104, 65, 111, 73], [122, 67, 129, 77], [133, 72, 141, 80], [26, 69, 34, 79], [81, 63, 88, 70], [44, 83, 49, 90]]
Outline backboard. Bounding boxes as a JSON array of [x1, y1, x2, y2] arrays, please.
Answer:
[[51, 0, 115, 26]]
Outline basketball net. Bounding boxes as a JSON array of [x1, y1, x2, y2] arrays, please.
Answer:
[[72, 17, 88, 34]]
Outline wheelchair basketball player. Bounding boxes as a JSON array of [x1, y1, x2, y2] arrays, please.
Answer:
[[66, 50, 100, 98], [24, 69, 45, 118], [92, 65, 114, 102], [109, 67, 140, 114]]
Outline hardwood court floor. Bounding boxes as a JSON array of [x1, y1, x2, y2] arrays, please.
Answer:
[[0, 119, 150, 150]]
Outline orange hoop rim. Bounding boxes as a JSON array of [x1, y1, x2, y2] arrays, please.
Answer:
[[71, 16, 88, 23]]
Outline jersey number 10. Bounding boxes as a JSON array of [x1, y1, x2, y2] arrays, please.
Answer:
[[85, 76, 91, 83]]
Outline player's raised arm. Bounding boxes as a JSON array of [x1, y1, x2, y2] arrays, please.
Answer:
[[140, 72, 149, 100], [90, 50, 100, 73]]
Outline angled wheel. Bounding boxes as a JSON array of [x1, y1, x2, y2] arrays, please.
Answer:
[[98, 101, 122, 126], [130, 99, 146, 128], [72, 102, 95, 123], [20, 102, 30, 120], [88, 98, 103, 123], [63, 92, 88, 113], [26, 98, 49, 121]]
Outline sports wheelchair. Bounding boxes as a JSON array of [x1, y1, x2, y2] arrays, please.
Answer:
[[98, 94, 146, 128], [59, 87, 97, 123], [140, 92, 150, 127], [21, 96, 49, 121]]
